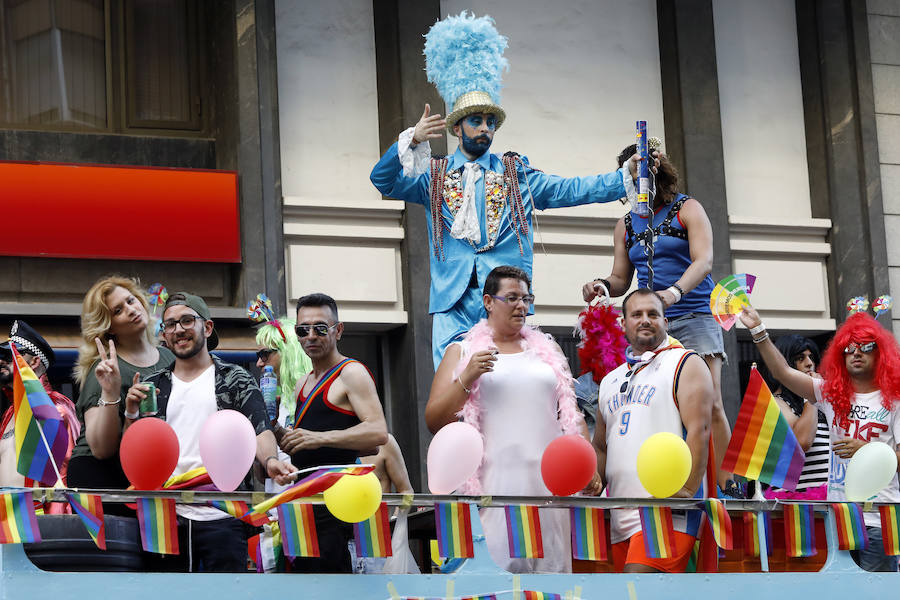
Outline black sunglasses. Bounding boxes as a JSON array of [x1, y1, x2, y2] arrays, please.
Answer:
[[294, 323, 339, 338], [256, 348, 278, 362]]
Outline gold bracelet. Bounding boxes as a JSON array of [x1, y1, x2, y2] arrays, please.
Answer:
[[455, 376, 471, 394]]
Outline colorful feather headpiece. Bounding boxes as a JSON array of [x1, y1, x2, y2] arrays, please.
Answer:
[[424, 11, 509, 135], [247, 293, 286, 342]]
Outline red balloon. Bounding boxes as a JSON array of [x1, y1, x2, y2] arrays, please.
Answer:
[[120, 418, 180, 490], [541, 435, 597, 496]]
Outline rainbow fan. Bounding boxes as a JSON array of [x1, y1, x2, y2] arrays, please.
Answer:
[[709, 273, 756, 331]]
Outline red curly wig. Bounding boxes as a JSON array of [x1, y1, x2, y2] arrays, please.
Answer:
[[819, 312, 900, 431]]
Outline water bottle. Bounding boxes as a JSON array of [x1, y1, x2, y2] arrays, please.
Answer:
[[260, 366, 278, 422]]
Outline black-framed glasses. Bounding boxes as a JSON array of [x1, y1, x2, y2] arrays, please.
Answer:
[[256, 348, 278, 362], [162, 314, 205, 333], [844, 341, 877, 355], [295, 323, 339, 338], [491, 294, 535, 306]]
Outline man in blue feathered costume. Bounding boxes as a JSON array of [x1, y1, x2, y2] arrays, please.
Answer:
[[371, 12, 646, 368]]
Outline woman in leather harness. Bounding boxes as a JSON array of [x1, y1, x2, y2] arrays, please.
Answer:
[[581, 143, 734, 494]]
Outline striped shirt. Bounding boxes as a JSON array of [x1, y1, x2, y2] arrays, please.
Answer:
[[797, 408, 829, 490]]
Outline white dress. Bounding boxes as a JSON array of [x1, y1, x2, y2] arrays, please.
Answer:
[[456, 343, 572, 573]]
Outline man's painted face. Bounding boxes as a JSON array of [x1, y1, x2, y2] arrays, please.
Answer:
[[457, 113, 496, 157]]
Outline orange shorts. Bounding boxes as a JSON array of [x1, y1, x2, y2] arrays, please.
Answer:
[[611, 531, 696, 573]]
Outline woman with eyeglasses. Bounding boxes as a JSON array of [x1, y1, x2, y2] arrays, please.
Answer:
[[757, 335, 829, 500], [427, 265, 599, 574], [69, 276, 175, 494], [254, 317, 311, 492]]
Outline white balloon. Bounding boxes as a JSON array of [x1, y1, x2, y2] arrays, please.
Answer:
[[844, 441, 898, 502]]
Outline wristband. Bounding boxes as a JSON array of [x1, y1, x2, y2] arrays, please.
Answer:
[[264, 455, 279, 465], [124, 408, 139, 420], [749, 323, 766, 336], [752, 332, 770, 344], [666, 285, 683, 303], [672, 282, 685, 297]]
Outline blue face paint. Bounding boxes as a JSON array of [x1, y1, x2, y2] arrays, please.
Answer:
[[459, 113, 495, 157]]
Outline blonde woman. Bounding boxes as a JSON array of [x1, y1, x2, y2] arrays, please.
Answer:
[[69, 276, 174, 492]]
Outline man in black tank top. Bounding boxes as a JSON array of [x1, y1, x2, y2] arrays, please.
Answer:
[[275, 293, 388, 573]]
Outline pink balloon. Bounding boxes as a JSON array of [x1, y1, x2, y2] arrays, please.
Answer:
[[199, 410, 257, 492], [427, 422, 484, 494]]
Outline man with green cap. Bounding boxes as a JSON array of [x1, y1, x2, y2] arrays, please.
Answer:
[[126, 292, 293, 572]]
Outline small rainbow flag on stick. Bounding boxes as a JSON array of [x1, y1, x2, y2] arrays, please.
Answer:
[[354, 502, 392, 558], [783, 504, 816, 557], [276, 502, 319, 558], [505, 505, 543, 558], [639, 506, 675, 559], [879, 504, 900, 556], [10, 346, 66, 486], [742, 512, 772, 557], [0, 492, 41, 544], [66, 493, 106, 550], [247, 465, 375, 516], [435, 502, 474, 558], [569, 506, 607, 560], [136, 497, 178, 554], [701, 499, 733, 550], [831, 503, 867, 551], [523, 592, 563, 600], [721, 368, 805, 490], [208, 499, 269, 527]]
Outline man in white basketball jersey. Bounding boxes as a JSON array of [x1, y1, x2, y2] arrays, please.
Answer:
[[593, 288, 714, 573]]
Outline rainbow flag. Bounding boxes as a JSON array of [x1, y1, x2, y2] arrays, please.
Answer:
[[831, 503, 867, 551], [505, 505, 544, 558], [523, 592, 562, 600], [163, 466, 212, 490], [136, 497, 179, 554], [208, 499, 270, 527], [783, 504, 816, 557], [721, 368, 805, 490], [702, 499, 733, 550], [276, 502, 319, 557], [879, 504, 900, 556], [435, 502, 474, 558], [461, 595, 498, 600], [247, 465, 375, 515], [0, 492, 41, 543], [639, 506, 675, 559], [742, 512, 772, 557], [66, 493, 106, 550], [10, 347, 66, 486], [354, 502, 392, 557], [569, 506, 607, 560]]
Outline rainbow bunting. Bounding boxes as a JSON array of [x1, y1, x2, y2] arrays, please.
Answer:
[[569, 506, 607, 561], [435, 502, 474, 558], [354, 502, 392, 558], [639, 506, 675, 559], [208, 499, 269, 527], [136, 497, 179, 554], [783, 504, 816, 557], [831, 503, 867, 551], [10, 347, 66, 486], [721, 368, 805, 490], [523, 592, 563, 600], [247, 465, 375, 515], [276, 502, 319, 557], [505, 505, 544, 558], [742, 512, 772, 557], [66, 493, 106, 550], [461, 595, 498, 600], [0, 492, 41, 544], [879, 505, 900, 556], [702, 499, 733, 550]]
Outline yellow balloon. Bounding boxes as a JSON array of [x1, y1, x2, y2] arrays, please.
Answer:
[[323, 472, 383, 523], [636, 432, 692, 498]]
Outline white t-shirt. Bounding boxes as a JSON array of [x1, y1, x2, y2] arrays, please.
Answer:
[[813, 378, 900, 527], [167, 365, 225, 521]]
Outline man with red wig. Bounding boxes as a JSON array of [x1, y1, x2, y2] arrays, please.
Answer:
[[740, 306, 900, 572]]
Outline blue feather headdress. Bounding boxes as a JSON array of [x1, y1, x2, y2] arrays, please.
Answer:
[[424, 11, 509, 134]]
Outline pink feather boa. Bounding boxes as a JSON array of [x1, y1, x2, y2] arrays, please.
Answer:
[[451, 319, 582, 495]]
